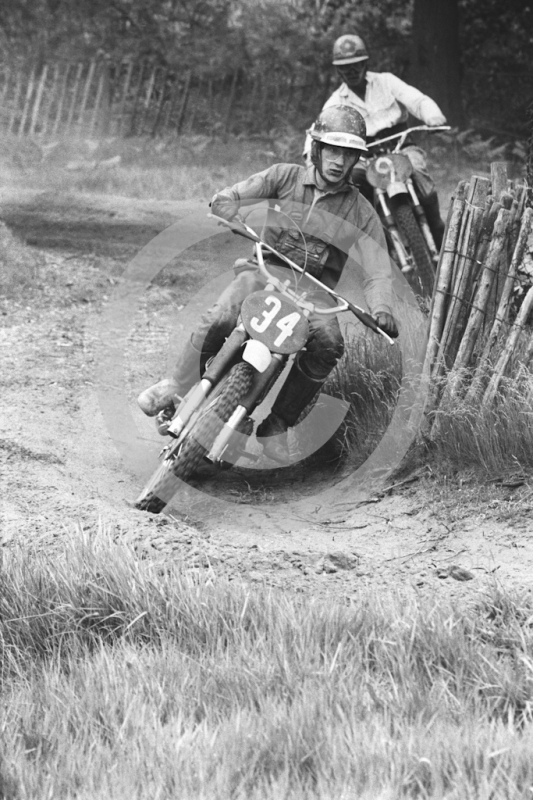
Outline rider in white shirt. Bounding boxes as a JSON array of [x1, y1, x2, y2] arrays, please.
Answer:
[[304, 34, 447, 248]]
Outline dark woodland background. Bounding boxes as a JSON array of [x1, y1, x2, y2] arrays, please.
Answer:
[[0, 0, 530, 139]]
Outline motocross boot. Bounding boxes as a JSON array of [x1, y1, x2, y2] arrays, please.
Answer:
[[420, 191, 445, 251], [137, 378, 181, 418], [256, 359, 325, 463], [137, 338, 208, 432]]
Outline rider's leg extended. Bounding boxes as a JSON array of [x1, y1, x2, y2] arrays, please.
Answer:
[[137, 270, 261, 420], [257, 314, 344, 462]]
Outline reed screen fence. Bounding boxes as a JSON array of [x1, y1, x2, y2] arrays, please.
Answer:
[[0, 59, 332, 140]]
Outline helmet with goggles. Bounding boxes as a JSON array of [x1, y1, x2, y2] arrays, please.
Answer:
[[332, 34, 369, 65], [310, 105, 367, 152]]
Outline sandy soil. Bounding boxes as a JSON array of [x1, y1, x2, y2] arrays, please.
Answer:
[[2, 186, 533, 606]]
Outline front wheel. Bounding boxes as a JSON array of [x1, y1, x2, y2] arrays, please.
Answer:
[[135, 362, 254, 514], [391, 196, 435, 299]]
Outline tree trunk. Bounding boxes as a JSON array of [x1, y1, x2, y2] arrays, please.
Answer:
[[411, 0, 464, 126]]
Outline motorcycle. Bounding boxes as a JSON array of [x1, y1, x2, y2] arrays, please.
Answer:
[[134, 215, 395, 514], [364, 124, 450, 299]]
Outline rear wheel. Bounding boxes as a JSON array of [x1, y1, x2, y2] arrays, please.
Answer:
[[135, 362, 254, 513], [391, 197, 435, 299]]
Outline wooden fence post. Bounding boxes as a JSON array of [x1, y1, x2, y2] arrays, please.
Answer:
[[18, 64, 37, 136], [464, 207, 533, 402], [52, 62, 71, 137], [77, 60, 96, 133], [247, 76, 259, 129], [39, 62, 60, 138], [423, 183, 466, 379], [129, 60, 146, 135], [89, 63, 106, 136], [482, 285, 533, 407], [138, 63, 157, 135], [29, 63, 49, 136], [7, 71, 22, 134], [161, 72, 180, 134], [175, 70, 192, 134], [65, 62, 84, 134], [449, 208, 513, 393], [223, 71, 239, 137], [0, 68, 10, 108], [491, 161, 509, 202], [151, 67, 169, 136], [117, 60, 134, 135]]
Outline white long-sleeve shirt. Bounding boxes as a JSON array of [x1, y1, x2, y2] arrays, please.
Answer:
[[304, 71, 446, 155]]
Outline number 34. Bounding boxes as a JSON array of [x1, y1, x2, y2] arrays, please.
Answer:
[[250, 296, 302, 347]]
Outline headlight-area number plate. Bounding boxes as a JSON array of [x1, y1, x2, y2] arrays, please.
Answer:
[[241, 291, 309, 354]]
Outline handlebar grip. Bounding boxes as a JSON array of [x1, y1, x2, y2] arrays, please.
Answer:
[[346, 301, 381, 333], [208, 213, 260, 243]]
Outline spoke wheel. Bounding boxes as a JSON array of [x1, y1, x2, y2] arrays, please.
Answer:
[[392, 196, 435, 299], [135, 362, 254, 513]]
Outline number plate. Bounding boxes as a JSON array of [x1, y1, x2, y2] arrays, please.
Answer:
[[366, 153, 413, 190], [241, 291, 309, 354]]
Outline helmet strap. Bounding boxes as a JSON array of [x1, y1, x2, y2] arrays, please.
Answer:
[[310, 141, 326, 178]]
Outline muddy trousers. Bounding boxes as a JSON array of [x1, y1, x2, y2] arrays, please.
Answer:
[[172, 270, 345, 426]]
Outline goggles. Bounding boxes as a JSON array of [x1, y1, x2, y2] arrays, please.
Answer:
[[321, 144, 360, 161]]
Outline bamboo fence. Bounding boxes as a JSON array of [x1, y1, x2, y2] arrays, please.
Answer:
[[422, 161, 532, 432]]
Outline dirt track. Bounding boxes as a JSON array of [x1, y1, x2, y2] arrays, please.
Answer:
[[2, 187, 533, 604]]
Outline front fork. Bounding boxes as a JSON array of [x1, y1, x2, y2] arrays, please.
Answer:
[[376, 188, 414, 275], [206, 351, 287, 463], [406, 179, 439, 262], [167, 319, 288, 463], [167, 325, 248, 439]]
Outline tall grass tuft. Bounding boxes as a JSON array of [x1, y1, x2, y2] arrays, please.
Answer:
[[2, 525, 533, 797], [0, 220, 41, 296], [432, 360, 533, 475], [325, 332, 403, 465]]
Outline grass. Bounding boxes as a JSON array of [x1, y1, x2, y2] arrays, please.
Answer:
[[0, 220, 41, 296], [1, 130, 469, 209], [324, 331, 403, 465], [2, 134, 296, 202], [2, 526, 533, 798], [429, 334, 533, 475]]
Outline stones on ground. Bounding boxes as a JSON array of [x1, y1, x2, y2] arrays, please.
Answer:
[[435, 564, 475, 581], [449, 565, 475, 581], [315, 551, 359, 575]]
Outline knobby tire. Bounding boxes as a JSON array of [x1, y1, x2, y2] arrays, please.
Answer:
[[392, 197, 435, 299], [135, 362, 254, 514]]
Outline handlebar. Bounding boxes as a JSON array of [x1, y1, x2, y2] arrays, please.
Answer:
[[208, 213, 395, 343], [367, 125, 451, 153]]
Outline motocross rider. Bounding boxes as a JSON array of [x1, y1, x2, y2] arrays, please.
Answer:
[[138, 105, 398, 463], [304, 34, 448, 248]]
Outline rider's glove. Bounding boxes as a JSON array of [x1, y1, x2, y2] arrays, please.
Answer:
[[425, 113, 447, 127], [375, 311, 399, 338], [210, 193, 239, 222]]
